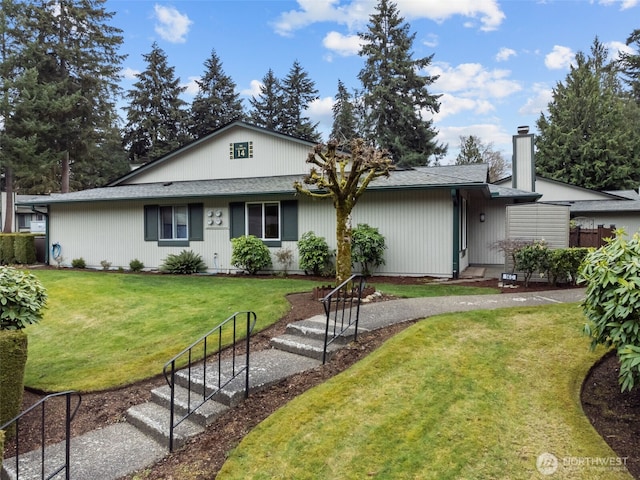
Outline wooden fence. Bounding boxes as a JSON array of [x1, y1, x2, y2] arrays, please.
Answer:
[[569, 226, 614, 248]]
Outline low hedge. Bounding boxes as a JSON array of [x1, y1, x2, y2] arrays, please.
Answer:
[[0, 234, 37, 265], [0, 330, 28, 439]]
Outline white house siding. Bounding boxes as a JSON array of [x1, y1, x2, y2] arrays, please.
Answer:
[[123, 128, 313, 185], [572, 213, 640, 235], [467, 195, 510, 265], [298, 189, 455, 277], [535, 178, 613, 202]]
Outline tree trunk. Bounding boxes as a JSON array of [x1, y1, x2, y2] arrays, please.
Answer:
[[61, 150, 70, 193], [335, 203, 353, 285], [3, 168, 13, 233]]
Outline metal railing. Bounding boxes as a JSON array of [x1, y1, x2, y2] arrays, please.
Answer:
[[321, 274, 366, 364], [162, 311, 257, 452], [0, 391, 81, 480]]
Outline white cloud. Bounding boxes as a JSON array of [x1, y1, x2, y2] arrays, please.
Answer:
[[519, 82, 553, 117], [607, 40, 634, 61], [273, 0, 505, 36], [423, 33, 438, 48], [323, 31, 363, 57], [429, 62, 522, 99], [241, 79, 264, 98], [183, 76, 200, 96], [496, 47, 516, 62], [154, 5, 192, 43], [121, 67, 140, 80], [597, 0, 639, 9], [308, 96, 335, 138], [437, 123, 513, 164], [545, 45, 574, 70]]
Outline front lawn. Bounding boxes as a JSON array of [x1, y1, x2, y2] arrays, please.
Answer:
[[218, 304, 630, 480]]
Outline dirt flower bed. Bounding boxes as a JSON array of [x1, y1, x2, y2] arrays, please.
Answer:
[[4, 277, 639, 479]]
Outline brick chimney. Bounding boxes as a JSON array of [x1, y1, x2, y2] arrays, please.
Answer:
[[512, 126, 535, 192]]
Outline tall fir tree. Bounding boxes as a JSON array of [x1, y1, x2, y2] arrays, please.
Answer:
[[536, 38, 640, 191], [280, 60, 321, 142], [122, 42, 189, 163], [1, 0, 128, 196], [189, 49, 244, 138], [248, 68, 283, 131], [618, 29, 640, 104], [358, 0, 446, 167], [330, 79, 358, 142]]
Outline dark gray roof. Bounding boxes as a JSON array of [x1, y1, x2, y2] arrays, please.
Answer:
[[488, 184, 542, 200], [558, 199, 640, 214], [16, 164, 531, 206]]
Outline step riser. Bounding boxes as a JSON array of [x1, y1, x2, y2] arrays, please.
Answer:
[[285, 323, 354, 343], [151, 385, 229, 426], [270, 337, 336, 362], [126, 403, 204, 451]]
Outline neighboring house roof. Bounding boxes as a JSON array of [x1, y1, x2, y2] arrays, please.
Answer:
[[17, 164, 537, 206], [548, 199, 640, 214]]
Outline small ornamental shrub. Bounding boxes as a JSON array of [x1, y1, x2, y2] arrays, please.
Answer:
[[100, 260, 112, 270], [548, 247, 589, 285], [160, 250, 207, 274], [514, 241, 550, 287], [231, 235, 272, 274], [0, 266, 48, 331], [129, 259, 144, 272], [579, 229, 640, 392], [351, 223, 386, 277], [71, 257, 86, 269], [297, 231, 333, 276], [274, 248, 294, 276]]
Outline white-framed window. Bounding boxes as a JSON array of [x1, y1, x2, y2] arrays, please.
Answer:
[[246, 202, 280, 240], [159, 205, 188, 240]]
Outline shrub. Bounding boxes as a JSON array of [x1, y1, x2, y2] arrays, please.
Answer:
[[548, 247, 589, 285], [160, 250, 207, 274], [274, 248, 294, 276], [514, 241, 550, 287], [231, 235, 272, 275], [297, 232, 333, 276], [100, 260, 112, 271], [129, 259, 144, 272], [71, 257, 86, 269], [13, 235, 36, 265], [351, 224, 386, 277], [579, 229, 640, 392], [0, 235, 15, 265], [0, 266, 48, 331]]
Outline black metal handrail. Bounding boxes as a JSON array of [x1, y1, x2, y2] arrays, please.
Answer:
[[0, 391, 81, 480], [321, 274, 366, 364], [162, 311, 257, 452]]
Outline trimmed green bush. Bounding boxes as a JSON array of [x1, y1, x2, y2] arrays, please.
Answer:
[[297, 231, 333, 276], [13, 235, 36, 265], [514, 241, 550, 287], [579, 229, 640, 392], [548, 247, 589, 285], [129, 258, 144, 272], [1, 428, 5, 470], [0, 330, 28, 439], [160, 250, 207, 274], [71, 257, 86, 269], [351, 223, 386, 277], [231, 235, 272, 274], [0, 235, 15, 265]]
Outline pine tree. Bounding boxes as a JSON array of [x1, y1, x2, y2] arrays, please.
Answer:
[[280, 60, 320, 141], [248, 69, 283, 131], [358, 0, 446, 167], [455, 135, 508, 182], [189, 49, 244, 138], [1, 0, 128, 194], [330, 79, 358, 142], [618, 28, 640, 104], [536, 38, 640, 191], [122, 42, 189, 163]]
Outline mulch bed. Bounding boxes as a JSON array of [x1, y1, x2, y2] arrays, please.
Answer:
[[3, 277, 638, 479]]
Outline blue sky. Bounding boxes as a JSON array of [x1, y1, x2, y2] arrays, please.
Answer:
[[106, 0, 639, 164]]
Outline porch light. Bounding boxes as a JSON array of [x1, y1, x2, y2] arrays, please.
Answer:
[[479, 213, 486, 222]]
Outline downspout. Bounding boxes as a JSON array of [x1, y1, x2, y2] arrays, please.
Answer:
[[31, 206, 49, 264], [451, 188, 459, 279]]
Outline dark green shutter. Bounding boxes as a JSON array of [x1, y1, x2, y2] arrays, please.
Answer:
[[144, 205, 158, 241], [229, 202, 245, 238], [281, 200, 298, 241], [189, 203, 204, 241]]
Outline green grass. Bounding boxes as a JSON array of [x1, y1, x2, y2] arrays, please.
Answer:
[[218, 303, 631, 480], [373, 280, 499, 297], [24, 270, 492, 393], [25, 270, 326, 392]]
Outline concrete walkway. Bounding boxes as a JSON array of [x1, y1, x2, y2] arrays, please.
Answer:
[[2, 286, 586, 480]]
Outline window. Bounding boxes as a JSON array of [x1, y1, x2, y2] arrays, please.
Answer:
[[144, 204, 203, 246], [247, 202, 280, 240], [160, 205, 188, 240]]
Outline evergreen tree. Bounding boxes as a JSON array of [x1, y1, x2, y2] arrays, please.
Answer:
[[536, 38, 640, 191], [248, 69, 283, 131], [330, 79, 358, 142], [618, 28, 640, 104], [122, 42, 189, 163], [455, 135, 508, 182], [1, 0, 128, 194], [280, 60, 320, 141], [358, 0, 446, 167], [189, 49, 244, 138]]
